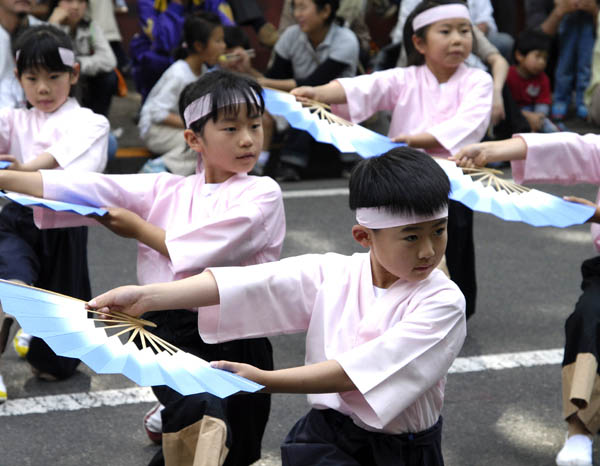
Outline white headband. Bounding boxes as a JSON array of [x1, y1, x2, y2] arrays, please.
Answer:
[[356, 206, 448, 229], [412, 4, 471, 31], [15, 47, 75, 67], [183, 90, 260, 128]]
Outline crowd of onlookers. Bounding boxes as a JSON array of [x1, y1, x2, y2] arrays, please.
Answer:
[[2, 0, 600, 181]]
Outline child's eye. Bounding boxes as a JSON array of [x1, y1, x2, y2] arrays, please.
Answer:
[[434, 227, 446, 236], [404, 235, 418, 242], [251, 123, 261, 130]]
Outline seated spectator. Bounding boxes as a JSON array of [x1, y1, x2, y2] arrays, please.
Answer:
[[0, 0, 43, 109], [279, 0, 372, 71], [507, 29, 561, 132], [137, 12, 224, 175], [130, 0, 275, 100], [131, 0, 232, 100], [240, 0, 360, 180], [48, 0, 118, 117]]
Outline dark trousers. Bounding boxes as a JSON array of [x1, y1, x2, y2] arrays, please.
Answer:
[[564, 257, 600, 369], [80, 71, 118, 117], [281, 409, 444, 466], [142, 309, 273, 466], [0, 203, 91, 379], [445, 200, 477, 319]]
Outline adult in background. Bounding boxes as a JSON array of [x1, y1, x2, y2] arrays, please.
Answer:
[[0, 0, 42, 108], [240, 0, 359, 180]]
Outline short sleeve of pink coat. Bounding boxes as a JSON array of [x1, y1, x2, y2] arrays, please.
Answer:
[[512, 132, 600, 252]]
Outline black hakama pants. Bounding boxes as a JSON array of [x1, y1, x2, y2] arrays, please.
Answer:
[[141, 309, 272, 466], [0, 203, 91, 379], [281, 409, 444, 466], [445, 200, 477, 319], [562, 256, 600, 432]]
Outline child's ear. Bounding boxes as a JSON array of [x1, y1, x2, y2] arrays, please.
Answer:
[[352, 225, 372, 248], [70, 62, 80, 85], [412, 33, 426, 56], [184, 128, 204, 153], [193, 40, 205, 54], [514, 50, 524, 64]]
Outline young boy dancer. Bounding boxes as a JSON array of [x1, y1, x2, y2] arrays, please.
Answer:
[[90, 147, 467, 466]]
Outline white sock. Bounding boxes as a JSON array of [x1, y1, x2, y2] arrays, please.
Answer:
[[556, 434, 593, 466], [145, 403, 164, 433]]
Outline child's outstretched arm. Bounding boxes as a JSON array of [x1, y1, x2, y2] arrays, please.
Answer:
[[291, 80, 347, 105], [211, 359, 357, 394], [88, 270, 220, 318], [451, 137, 527, 168], [0, 170, 43, 197], [0, 153, 58, 172], [93, 207, 170, 258]]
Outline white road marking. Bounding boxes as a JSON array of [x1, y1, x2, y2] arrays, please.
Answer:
[[0, 348, 565, 417], [448, 348, 564, 374], [282, 188, 349, 199]]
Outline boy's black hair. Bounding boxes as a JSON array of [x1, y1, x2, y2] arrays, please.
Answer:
[[514, 28, 551, 57], [349, 147, 450, 217], [224, 26, 250, 50], [292, 0, 340, 25], [13, 25, 76, 77], [179, 69, 265, 134], [174, 11, 222, 60], [403, 0, 474, 66]]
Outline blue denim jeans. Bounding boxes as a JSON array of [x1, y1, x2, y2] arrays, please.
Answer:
[[522, 104, 559, 133], [554, 11, 595, 109]]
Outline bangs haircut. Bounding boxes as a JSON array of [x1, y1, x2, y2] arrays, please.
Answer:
[[13, 25, 75, 77], [515, 28, 551, 56], [403, 0, 473, 66], [179, 70, 265, 134], [349, 147, 450, 217]]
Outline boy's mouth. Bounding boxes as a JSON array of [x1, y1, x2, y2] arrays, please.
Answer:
[[236, 153, 255, 160]]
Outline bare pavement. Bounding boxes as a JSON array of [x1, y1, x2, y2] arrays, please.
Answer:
[[2, 92, 600, 465]]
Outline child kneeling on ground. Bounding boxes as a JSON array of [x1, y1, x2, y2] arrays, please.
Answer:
[[90, 147, 467, 466]]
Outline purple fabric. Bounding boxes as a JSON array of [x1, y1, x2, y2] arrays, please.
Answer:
[[131, 0, 234, 99]]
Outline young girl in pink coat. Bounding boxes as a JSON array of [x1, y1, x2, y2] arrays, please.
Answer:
[[292, 0, 493, 320], [0, 25, 108, 401], [0, 70, 285, 466], [454, 133, 600, 466]]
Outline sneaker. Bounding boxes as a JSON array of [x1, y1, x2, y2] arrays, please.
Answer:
[[576, 105, 589, 120], [0, 374, 6, 404], [552, 102, 568, 121], [556, 434, 593, 466], [139, 157, 167, 174], [143, 402, 164, 445], [13, 329, 31, 358]]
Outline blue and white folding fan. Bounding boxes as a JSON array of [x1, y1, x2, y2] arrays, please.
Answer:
[[0, 191, 107, 217], [0, 280, 262, 397], [263, 88, 595, 227]]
